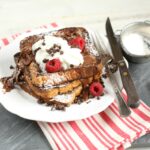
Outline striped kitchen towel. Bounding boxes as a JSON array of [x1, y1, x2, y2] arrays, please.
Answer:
[[1, 23, 150, 150], [38, 100, 150, 150], [0, 22, 58, 48]]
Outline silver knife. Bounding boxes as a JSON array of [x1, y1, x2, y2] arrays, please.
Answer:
[[106, 17, 140, 108]]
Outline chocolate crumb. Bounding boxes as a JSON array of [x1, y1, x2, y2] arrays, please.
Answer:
[[74, 97, 78, 103], [60, 51, 64, 55], [46, 48, 52, 54], [70, 64, 74, 68], [19, 75, 24, 81], [56, 104, 66, 111], [102, 74, 107, 79], [43, 58, 49, 63], [51, 105, 55, 111], [1, 77, 15, 92], [34, 47, 41, 54], [56, 49, 60, 52], [86, 100, 91, 104], [101, 93, 104, 96], [42, 42, 46, 46], [97, 96, 100, 100], [58, 45, 61, 49], [46, 100, 53, 106], [10, 65, 14, 69], [53, 44, 57, 48], [38, 99, 45, 104], [77, 98, 83, 104], [89, 94, 94, 99], [41, 35, 45, 39]]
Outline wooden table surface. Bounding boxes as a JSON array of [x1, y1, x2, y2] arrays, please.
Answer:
[[0, 0, 150, 149]]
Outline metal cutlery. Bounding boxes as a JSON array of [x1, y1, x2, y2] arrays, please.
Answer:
[[89, 29, 131, 117], [106, 18, 140, 108]]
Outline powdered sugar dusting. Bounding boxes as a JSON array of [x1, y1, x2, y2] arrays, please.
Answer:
[[53, 93, 73, 103], [84, 33, 99, 56], [45, 73, 66, 86]]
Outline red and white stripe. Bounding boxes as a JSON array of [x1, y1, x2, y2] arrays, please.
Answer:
[[0, 22, 58, 49], [38, 100, 150, 150], [1, 23, 150, 150]]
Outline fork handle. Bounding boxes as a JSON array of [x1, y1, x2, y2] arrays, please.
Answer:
[[115, 89, 131, 117], [109, 73, 131, 117], [118, 60, 140, 108]]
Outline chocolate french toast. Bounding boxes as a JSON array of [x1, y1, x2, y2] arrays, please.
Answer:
[[1, 27, 112, 110]]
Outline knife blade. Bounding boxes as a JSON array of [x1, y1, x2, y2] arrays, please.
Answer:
[[106, 17, 140, 108]]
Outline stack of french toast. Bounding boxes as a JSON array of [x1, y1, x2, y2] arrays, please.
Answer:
[[1, 27, 112, 110]]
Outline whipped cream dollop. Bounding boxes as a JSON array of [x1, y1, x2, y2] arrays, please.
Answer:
[[32, 35, 84, 72]]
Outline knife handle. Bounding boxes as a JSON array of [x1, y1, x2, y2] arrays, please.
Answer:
[[118, 60, 140, 108]]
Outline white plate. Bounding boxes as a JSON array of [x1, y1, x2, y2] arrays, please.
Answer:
[[0, 28, 116, 122]]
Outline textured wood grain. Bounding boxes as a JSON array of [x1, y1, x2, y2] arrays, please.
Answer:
[[0, 105, 51, 150]]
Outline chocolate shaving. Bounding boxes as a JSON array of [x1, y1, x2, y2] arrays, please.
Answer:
[[50, 105, 55, 111], [15, 69, 22, 83], [10, 65, 14, 69], [14, 52, 20, 63], [46, 44, 61, 56], [60, 51, 64, 55], [38, 98, 45, 104], [55, 104, 66, 111], [102, 74, 108, 79], [77, 99, 82, 104], [58, 45, 61, 49], [86, 100, 91, 104], [70, 64, 74, 68], [53, 44, 57, 48], [97, 96, 100, 100], [42, 42, 45, 46], [34, 47, 41, 54], [89, 94, 94, 99], [43, 58, 49, 63], [101, 93, 104, 96], [1, 77, 14, 92]]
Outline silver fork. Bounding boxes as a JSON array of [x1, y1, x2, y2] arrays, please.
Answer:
[[89, 29, 131, 117]]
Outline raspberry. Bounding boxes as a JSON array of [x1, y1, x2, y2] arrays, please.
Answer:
[[69, 37, 85, 51], [45, 58, 62, 73], [89, 82, 104, 97]]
